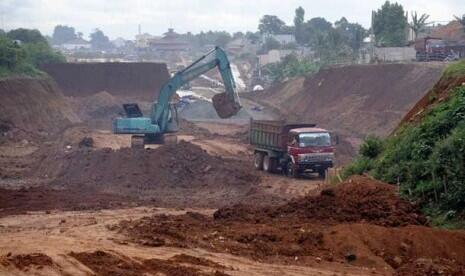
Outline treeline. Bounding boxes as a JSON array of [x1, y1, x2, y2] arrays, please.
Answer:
[[343, 60, 465, 227], [0, 28, 65, 77]]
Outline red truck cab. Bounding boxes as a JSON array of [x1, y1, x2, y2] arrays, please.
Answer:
[[250, 120, 336, 178], [286, 127, 335, 178]]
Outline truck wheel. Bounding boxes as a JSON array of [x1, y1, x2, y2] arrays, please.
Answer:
[[131, 135, 145, 149], [254, 152, 264, 170], [263, 156, 277, 173], [286, 161, 299, 178], [318, 169, 327, 179]]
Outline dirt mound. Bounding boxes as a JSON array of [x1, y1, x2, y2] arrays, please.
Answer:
[[41, 141, 267, 207], [41, 62, 170, 101], [66, 91, 124, 129], [214, 175, 426, 227], [116, 176, 465, 273], [1, 253, 54, 271], [69, 250, 229, 276], [249, 63, 444, 163], [395, 258, 465, 276], [0, 77, 79, 141]]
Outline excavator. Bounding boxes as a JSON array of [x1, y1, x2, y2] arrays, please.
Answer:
[[113, 46, 242, 147]]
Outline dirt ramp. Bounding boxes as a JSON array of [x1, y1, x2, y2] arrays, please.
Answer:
[[41, 62, 170, 100], [0, 77, 79, 140]]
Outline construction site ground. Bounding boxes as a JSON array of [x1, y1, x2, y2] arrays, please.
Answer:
[[1, 120, 465, 275], [1, 63, 465, 275]]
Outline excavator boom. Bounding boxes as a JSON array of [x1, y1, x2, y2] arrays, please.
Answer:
[[113, 47, 242, 146]]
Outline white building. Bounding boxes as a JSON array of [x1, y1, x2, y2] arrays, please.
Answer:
[[262, 34, 296, 45], [61, 38, 91, 50]]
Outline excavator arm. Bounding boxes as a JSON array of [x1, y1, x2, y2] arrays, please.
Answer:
[[152, 46, 241, 132], [113, 47, 241, 144]]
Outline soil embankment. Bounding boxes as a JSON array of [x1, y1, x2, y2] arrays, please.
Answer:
[[0, 77, 79, 141], [41, 62, 170, 100]]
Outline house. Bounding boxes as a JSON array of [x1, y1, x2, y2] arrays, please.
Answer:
[[112, 37, 127, 48], [61, 38, 91, 50], [149, 28, 191, 52], [135, 33, 161, 49], [226, 37, 259, 55], [262, 34, 296, 45]]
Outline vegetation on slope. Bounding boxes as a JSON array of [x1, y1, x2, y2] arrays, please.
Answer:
[[342, 60, 465, 227], [0, 28, 65, 78]]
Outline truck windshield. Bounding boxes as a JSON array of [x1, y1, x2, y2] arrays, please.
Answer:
[[298, 132, 331, 147]]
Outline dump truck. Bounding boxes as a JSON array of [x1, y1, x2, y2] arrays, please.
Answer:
[[250, 120, 336, 178]]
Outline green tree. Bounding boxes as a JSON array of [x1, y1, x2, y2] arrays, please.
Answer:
[[245, 31, 260, 44], [410, 12, 430, 40], [232, 32, 244, 39], [0, 36, 26, 70], [7, 28, 47, 44], [213, 31, 232, 47], [89, 29, 111, 50], [262, 37, 281, 52], [258, 15, 286, 34], [335, 17, 367, 51], [372, 1, 408, 46], [52, 25, 77, 45], [294, 6, 305, 44], [302, 17, 332, 46]]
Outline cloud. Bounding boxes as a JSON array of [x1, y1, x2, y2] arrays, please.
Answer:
[[1, 0, 463, 39]]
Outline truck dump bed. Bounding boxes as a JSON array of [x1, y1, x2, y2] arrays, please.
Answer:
[[250, 120, 316, 151]]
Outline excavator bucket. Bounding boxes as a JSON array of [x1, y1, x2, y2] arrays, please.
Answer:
[[212, 92, 241, 118]]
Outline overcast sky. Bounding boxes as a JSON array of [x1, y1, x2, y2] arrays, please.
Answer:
[[1, 0, 463, 40]]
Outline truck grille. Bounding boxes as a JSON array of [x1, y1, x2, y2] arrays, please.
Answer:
[[298, 153, 334, 163]]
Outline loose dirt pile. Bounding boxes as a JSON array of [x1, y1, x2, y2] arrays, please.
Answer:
[[214, 175, 426, 227], [115, 176, 465, 273], [36, 141, 275, 208], [66, 91, 124, 130], [0, 77, 79, 142], [41, 62, 170, 101], [69, 251, 229, 276], [0, 253, 55, 271]]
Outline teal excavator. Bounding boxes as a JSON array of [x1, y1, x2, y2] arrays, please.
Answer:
[[113, 47, 242, 147]]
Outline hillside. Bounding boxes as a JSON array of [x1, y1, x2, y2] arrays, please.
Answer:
[[344, 60, 465, 226]]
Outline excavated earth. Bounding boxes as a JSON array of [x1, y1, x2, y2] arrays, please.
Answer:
[[116, 176, 465, 274], [1, 67, 465, 275]]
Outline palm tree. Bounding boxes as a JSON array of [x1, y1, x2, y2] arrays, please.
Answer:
[[410, 12, 430, 40]]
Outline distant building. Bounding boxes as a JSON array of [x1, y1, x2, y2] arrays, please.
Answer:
[[150, 28, 191, 52], [135, 33, 160, 49], [226, 37, 258, 55], [112, 37, 127, 48], [262, 34, 296, 45], [61, 38, 91, 50]]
